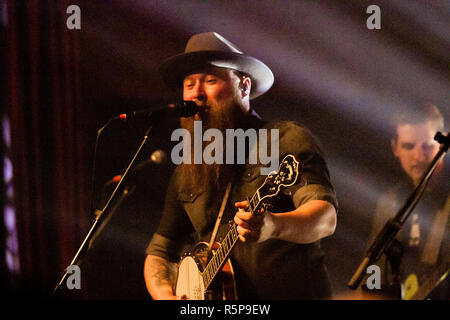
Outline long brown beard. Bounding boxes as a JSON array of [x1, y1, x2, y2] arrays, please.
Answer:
[[178, 94, 246, 194]]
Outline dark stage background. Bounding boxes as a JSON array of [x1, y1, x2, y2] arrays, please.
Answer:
[[2, 0, 449, 299]]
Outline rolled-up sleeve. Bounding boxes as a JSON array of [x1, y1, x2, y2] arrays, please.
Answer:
[[292, 184, 337, 210], [146, 233, 184, 262], [276, 121, 338, 211]]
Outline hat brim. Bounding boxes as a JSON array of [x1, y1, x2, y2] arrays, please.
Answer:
[[159, 51, 274, 100]]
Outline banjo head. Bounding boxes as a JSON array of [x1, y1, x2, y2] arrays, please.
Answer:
[[175, 255, 206, 300]]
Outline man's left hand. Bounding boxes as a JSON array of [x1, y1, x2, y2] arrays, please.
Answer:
[[234, 200, 275, 243]]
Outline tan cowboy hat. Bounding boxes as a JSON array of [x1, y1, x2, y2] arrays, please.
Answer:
[[159, 32, 274, 99]]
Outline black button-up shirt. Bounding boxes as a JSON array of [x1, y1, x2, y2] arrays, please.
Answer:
[[146, 117, 338, 299]]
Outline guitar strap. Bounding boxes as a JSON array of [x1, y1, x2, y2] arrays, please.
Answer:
[[207, 178, 234, 254]]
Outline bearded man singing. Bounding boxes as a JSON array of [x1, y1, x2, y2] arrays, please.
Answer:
[[143, 32, 338, 300]]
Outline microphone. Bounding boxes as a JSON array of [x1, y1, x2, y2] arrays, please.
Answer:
[[118, 101, 199, 123], [103, 149, 168, 187]]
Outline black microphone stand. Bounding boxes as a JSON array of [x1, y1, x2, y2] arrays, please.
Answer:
[[52, 122, 154, 296], [348, 131, 449, 297], [51, 101, 198, 296]]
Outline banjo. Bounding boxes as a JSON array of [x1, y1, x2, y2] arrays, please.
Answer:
[[175, 154, 300, 299]]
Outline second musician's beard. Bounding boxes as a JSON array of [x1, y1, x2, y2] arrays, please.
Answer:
[[178, 94, 246, 195]]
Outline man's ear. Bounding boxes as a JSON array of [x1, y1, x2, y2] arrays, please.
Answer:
[[240, 77, 251, 98], [391, 138, 398, 157]]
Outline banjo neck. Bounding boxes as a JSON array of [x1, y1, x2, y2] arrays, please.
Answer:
[[202, 222, 240, 290], [202, 190, 260, 290], [202, 154, 300, 291]]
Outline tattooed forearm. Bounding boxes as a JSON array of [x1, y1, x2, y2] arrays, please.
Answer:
[[149, 256, 176, 286], [144, 255, 178, 299]]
